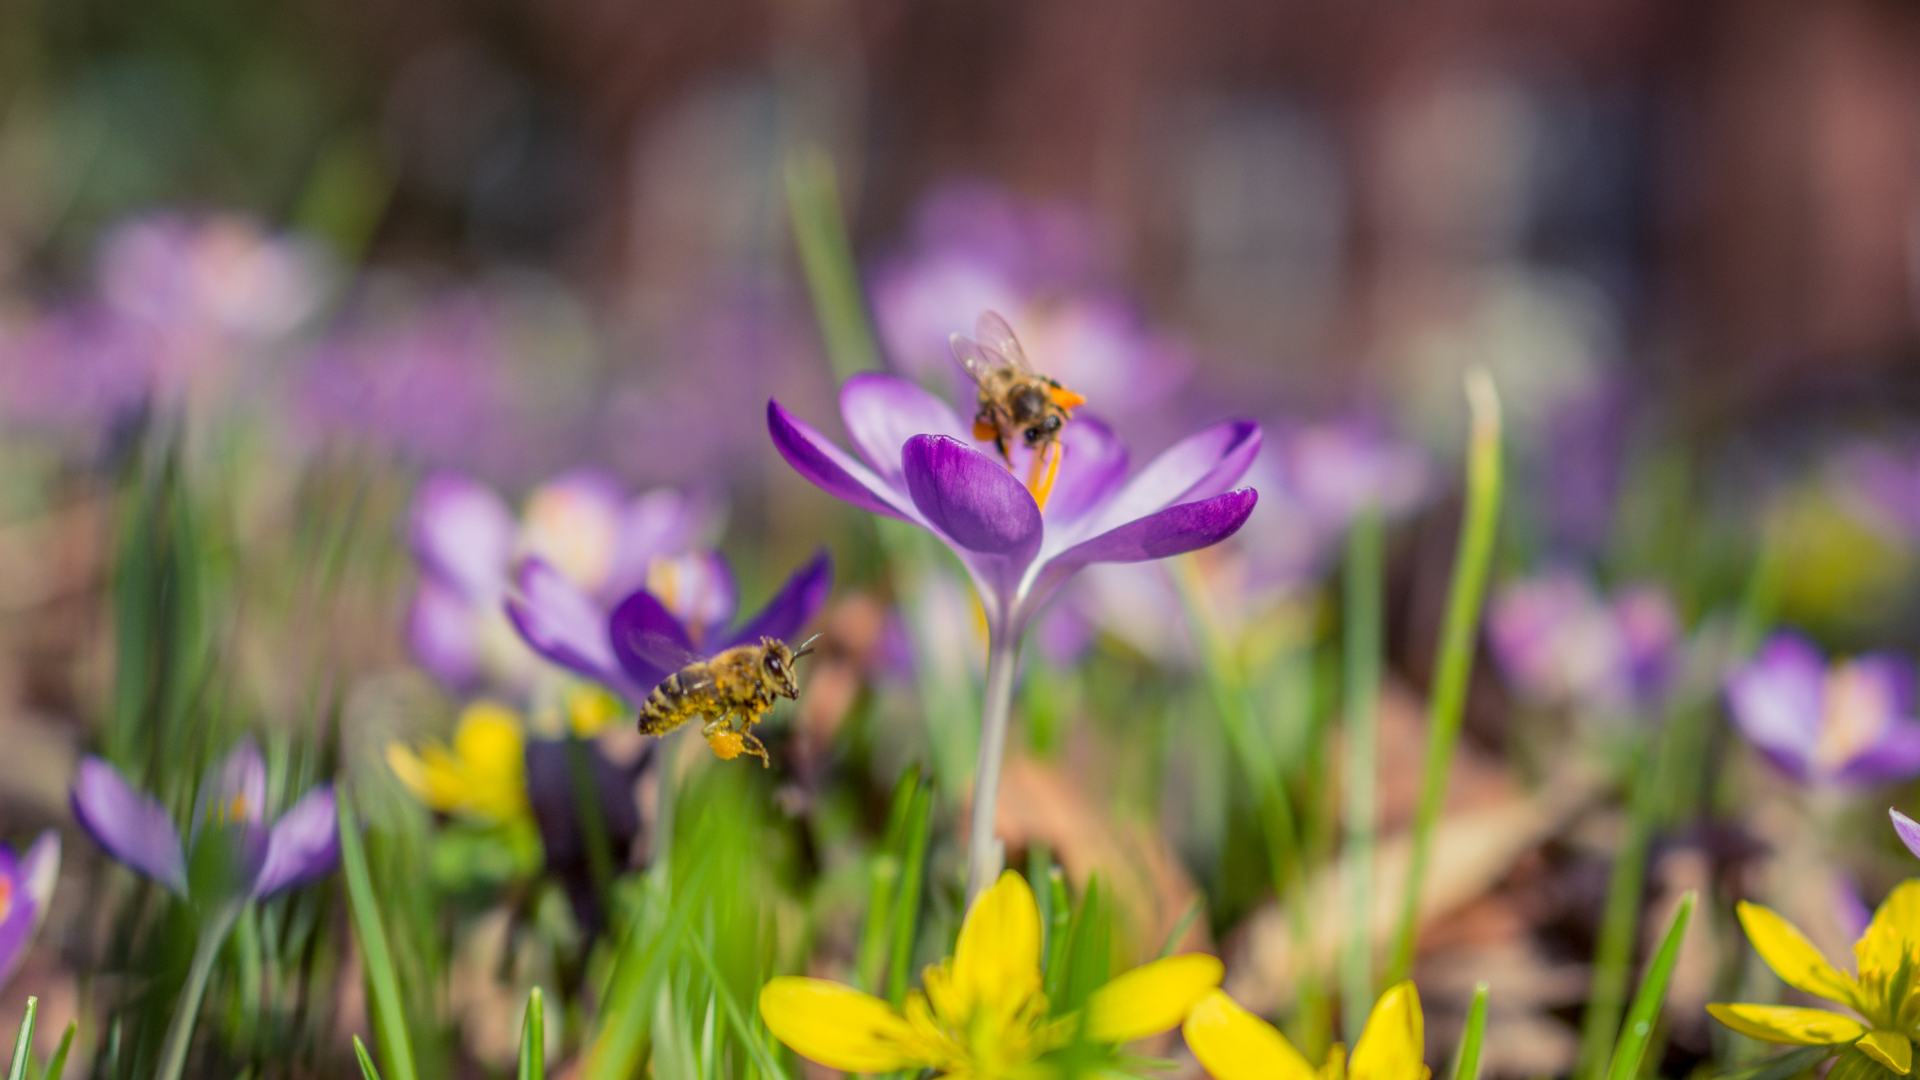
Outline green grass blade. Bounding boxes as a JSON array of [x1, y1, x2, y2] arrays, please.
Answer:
[[1707, 1046, 1832, 1080], [338, 788, 419, 1080], [1340, 510, 1384, 1041], [7, 997, 35, 1080], [885, 781, 934, 1004], [1387, 370, 1504, 983], [518, 987, 545, 1080], [353, 1036, 385, 1080], [1447, 984, 1489, 1080], [855, 767, 921, 992], [1576, 743, 1660, 1079], [1603, 891, 1697, 1080], [784, 145, 879, 377], [39, 1021, 74, 1080]]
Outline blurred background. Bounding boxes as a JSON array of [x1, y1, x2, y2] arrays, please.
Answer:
[[4, 0, 1920, 1076]]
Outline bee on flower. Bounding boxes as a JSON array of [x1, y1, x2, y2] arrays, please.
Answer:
[[757, 870, 1222, 1077], [1708, 881, 1920, 1075], [1183, 982, 1430, 1080]]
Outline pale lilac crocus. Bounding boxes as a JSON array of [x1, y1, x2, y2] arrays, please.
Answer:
[[0, 832, 60, 990], [1725, 633, 1920, 786], [408, 470, 712, 691], [505, 548, 831, 705], [1894, 809, 1920, 860], [768, 370, 1257, 895], [71, 741, 338, 903], [1488, 568, 1680, 716]]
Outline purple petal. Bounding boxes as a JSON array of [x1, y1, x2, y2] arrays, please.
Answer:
[[1043, 485, 1256, 584], [1838, 720, 1920, 785], [608, 589, 698, 690], [902, 435, 1044, 602], [71, 757, 187, 894], [195, 741, 267, 833], [1041, 416, 1130, 527], [647, 551, 738, 641], [721, 550, 833, 650], [840, 373, 970, 484], [18, 832, 59, 928], [519, 470, 628, 594], [1081, 420, 1261, 538], [768, 400, 916, 521], [1725, 633, 1827, 777], [1894, 808, 1920, 859], [504, 558, 625, 689], [406, 580, 483, 687], [254, 786, 339, 897], [409, 471, 515, 599], [608, 489, 714, 595], [0, 877, 33, 990]]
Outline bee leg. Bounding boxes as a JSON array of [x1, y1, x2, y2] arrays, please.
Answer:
[[739, 729, 771, 768], [1027, 440, 1064, 510]]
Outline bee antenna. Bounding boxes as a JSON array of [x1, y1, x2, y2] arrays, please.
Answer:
[[792, 633, 823, 661]]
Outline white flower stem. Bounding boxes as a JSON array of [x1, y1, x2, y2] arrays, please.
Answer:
[[157, 901, 241, 1080], [965, 629, 1021, 903]]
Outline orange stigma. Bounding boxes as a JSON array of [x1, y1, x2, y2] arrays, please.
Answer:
[[0, 877, 12, 922], [1027, 441, 1064, 511]]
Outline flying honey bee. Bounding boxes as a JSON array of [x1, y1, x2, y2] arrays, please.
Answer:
[[636, 634, 820, 767], [949, 311, 1087, 508]]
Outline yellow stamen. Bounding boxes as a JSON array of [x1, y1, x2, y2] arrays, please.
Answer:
[[1026, 441, 1063, 511]]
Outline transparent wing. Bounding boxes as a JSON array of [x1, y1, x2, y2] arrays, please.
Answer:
[[949, 332, 1005, 387], [972, 310, 1034, 372]]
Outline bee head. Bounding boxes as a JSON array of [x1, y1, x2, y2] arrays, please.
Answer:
[[760, 636, 813, 698], [1023, 413, 1063, 447]]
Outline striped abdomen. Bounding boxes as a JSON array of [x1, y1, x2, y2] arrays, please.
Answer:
[[637, 664, 715, 735]]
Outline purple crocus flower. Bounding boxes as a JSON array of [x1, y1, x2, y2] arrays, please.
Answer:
[[1894, 808, 1920, 860], [71, 742, 337, 902], [0, 832, 60, 990], [504, 549, 832, 704], [1488, 569, 1681, 715], [408, 470, 712, 690], [768, 374, 1257, 637], [1725, 633, 1920, 786]]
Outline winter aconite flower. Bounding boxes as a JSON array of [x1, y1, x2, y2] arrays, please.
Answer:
[[758, 870, 1222, 1077], [0, 832, 60, 990], [1895, 810, 1920, 861], [1708, 882, 1920, 1074], [387, 702, 533, 829], [1183, 982, 1429, 1080], [72, 742, 337, 904], [1726, 634, 1920, 786]]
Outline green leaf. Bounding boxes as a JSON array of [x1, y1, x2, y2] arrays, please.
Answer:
[[1388, 370, 1503, 983], [7, 997, 35, 1080], [1603, 891, 1696, 1080], [39, 1021, 75, 1080], [886, 780, 934, 1004], [517, 987, 545, 1080], [784, 145, 879, 377], [339, 788, 419, 1080], [1447, 983, 1489, 1080], [353, 1036, 385, 1080]]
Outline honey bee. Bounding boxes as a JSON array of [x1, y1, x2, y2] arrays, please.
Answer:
[[636, 634, 820, 767], [949, 311, 1087, 508]]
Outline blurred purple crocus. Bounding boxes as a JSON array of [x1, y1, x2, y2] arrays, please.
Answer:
[[768, 368, 1256, 897], [0, 832, 60, 990], [1725, 633, 1920, 786], [71, 742, 337, 902], [1488, 569, 1681, 716], [1894, 808, 1920, 860], [505, 549, 832, 704], [408, 470, 712, 690]]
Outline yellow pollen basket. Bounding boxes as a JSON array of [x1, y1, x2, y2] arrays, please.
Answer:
[[705, 730, 745, 760]]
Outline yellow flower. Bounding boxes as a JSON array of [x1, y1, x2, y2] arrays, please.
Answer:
[[386, 701, 530, 826], [758, 871, 1222, 1077], [1184, 982, 1430, 1080], [1708, 881, 1920, 1075]]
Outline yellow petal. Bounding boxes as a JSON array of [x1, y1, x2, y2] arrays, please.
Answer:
[[1083, 954, 1223, 1044], [1857, 881, 1920, 987], [1857, 1030, 1913, 1075], [1349, 981, 1426, 1080], [1182, 990, 1318, 1080], [951, 871, 1043, 1013], [1738, 901, 1859, 1007], [1706, 1004, 1866, 1045], [757, 977, 925, 1072]]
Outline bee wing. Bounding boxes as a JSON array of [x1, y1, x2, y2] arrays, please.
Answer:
[[949, 332, 1004, 388], [972, 310, 1035, 373]]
